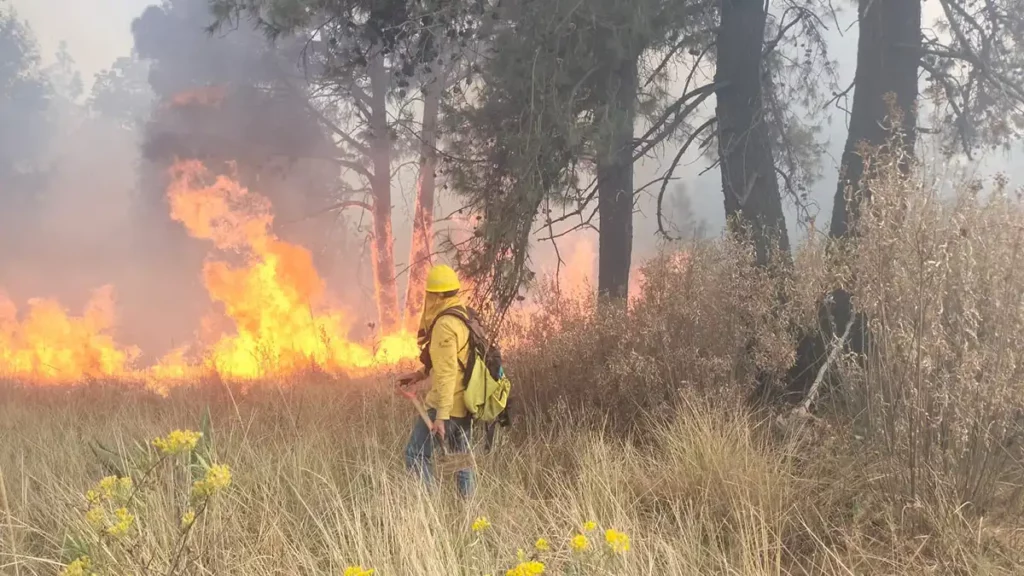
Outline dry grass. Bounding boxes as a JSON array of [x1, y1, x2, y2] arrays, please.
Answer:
[[3, 154, 1024, 575], [1, 382, 1019, 576]]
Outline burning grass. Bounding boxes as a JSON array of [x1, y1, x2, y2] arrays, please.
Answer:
[[0, 160, 419, 388]]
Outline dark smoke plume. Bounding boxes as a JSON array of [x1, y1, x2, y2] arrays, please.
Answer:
[[129, 0, 376, 344]]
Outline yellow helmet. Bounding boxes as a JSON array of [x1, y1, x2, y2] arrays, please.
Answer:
[[425, 264, 461, 293]]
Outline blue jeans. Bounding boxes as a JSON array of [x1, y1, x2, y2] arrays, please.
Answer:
[[404, 408, 475, 498]]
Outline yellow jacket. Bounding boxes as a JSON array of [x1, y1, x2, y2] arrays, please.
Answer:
[[419, 293, 470, 420]]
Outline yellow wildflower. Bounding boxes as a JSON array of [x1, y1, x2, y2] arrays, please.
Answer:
[[89, 475, 131, 504], [181, 509, 196, 529], [343, 566, 375, 576], [85, 506, 106, 531], [153, 429, 202, 456], [534, 538, 550, 552], [604, 528, 630, 554], [59, 556, 94, 576], [97, 476, 118, 499], [191, 464, 232, 499], [570, 533, 589, 552], [583, 520, 597, 532], [506, 560, 545, 576], [471, 516, 491, 532], [105, 507, 135, 538]]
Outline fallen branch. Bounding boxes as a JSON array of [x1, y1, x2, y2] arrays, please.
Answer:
[[793, 317, 855, 417]]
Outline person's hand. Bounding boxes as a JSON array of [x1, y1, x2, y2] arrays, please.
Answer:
[[396, 371, 424, 397], [397, 370, 424, 387], [431, 419, 446, 441]]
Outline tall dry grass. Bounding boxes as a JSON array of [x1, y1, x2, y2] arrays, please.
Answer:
[[835, 151, 1024, 546], [1, 152, 1023, 575], [2, 383, 1014, 576]]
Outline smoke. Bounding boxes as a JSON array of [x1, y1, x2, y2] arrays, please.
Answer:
[[124, 0, 709, 326], [0, 28, 165, 362], [0, 0, 722, 381], [0, 7, 150, 330], [128, 0, 387, 354], [0, 0, 369, 368], [0, 7, 52, 242], [131, 0, 340, 232]]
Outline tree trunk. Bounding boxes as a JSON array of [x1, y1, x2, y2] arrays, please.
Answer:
[[368, 47, 400, 332], [403, 75, 442, 331], [715, 0, 790, 266], [827, 0, 921, 330], [786, 0, 921, 401], [596, 57, 637, 300], [830, 0, 921, 239]]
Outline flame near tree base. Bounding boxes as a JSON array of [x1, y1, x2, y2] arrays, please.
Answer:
[[0, 160, 419, 389]]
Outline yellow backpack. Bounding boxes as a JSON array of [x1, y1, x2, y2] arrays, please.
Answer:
[[427, 306, 511, 424]]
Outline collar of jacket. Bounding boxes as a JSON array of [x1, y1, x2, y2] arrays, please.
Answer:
[[417, 293, 463, 345]]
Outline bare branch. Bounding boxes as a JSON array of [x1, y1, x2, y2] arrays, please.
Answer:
[[655, 116, 717, 240], [535, 207, 599, 242], [301, 99, 372, 157], [822, 79, 855, 111], [633, 82, 722, 160], [278, 199, 373, 227], [543, 195, 565, 294], [920, 59, 974, 156], [390, 160, 419, 179], [332, 157, 373, 179], [763, 7, 806, 57], [644, 38, 689, 90], [537, 178, 598, 230], [919, 46, 1024, 105]]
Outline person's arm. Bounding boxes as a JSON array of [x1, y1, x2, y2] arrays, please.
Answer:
[[428, 319, 460, 421]]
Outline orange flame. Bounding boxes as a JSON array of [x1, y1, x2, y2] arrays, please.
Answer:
[[555, 235, 597, 295], [0, 161, 418, 387], [0, 158, 661, 387], [168, 85, 227, 108], [498, 234, 654, 347], [0, 286, 139, 383], [537, 234, 650, 303], [158, 161, 417, 380]]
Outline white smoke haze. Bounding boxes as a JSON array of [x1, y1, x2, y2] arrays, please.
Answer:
[[3, 0, 1024, 368]]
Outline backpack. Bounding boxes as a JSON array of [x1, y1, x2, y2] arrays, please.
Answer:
[[420, 305, 512, 426]]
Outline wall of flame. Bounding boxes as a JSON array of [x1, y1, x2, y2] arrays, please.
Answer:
[[0, 158, 648, 391]]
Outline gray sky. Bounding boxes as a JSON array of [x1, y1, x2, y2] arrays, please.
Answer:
[[9, 0, 153, 88]]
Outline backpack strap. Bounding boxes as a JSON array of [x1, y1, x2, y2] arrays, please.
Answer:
[[423, 305, 473, 376], [432, 305, 469, 328], [427, 306, 470, 348]]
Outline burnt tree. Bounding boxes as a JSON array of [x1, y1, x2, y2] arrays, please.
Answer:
[[831, 0, 921, 240], [788, 0, 1024, 402], [825, 0, 920, 352], [596, 55, 638, 300], [715, 0, 790, 265], [404, 71, 443, 329]]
